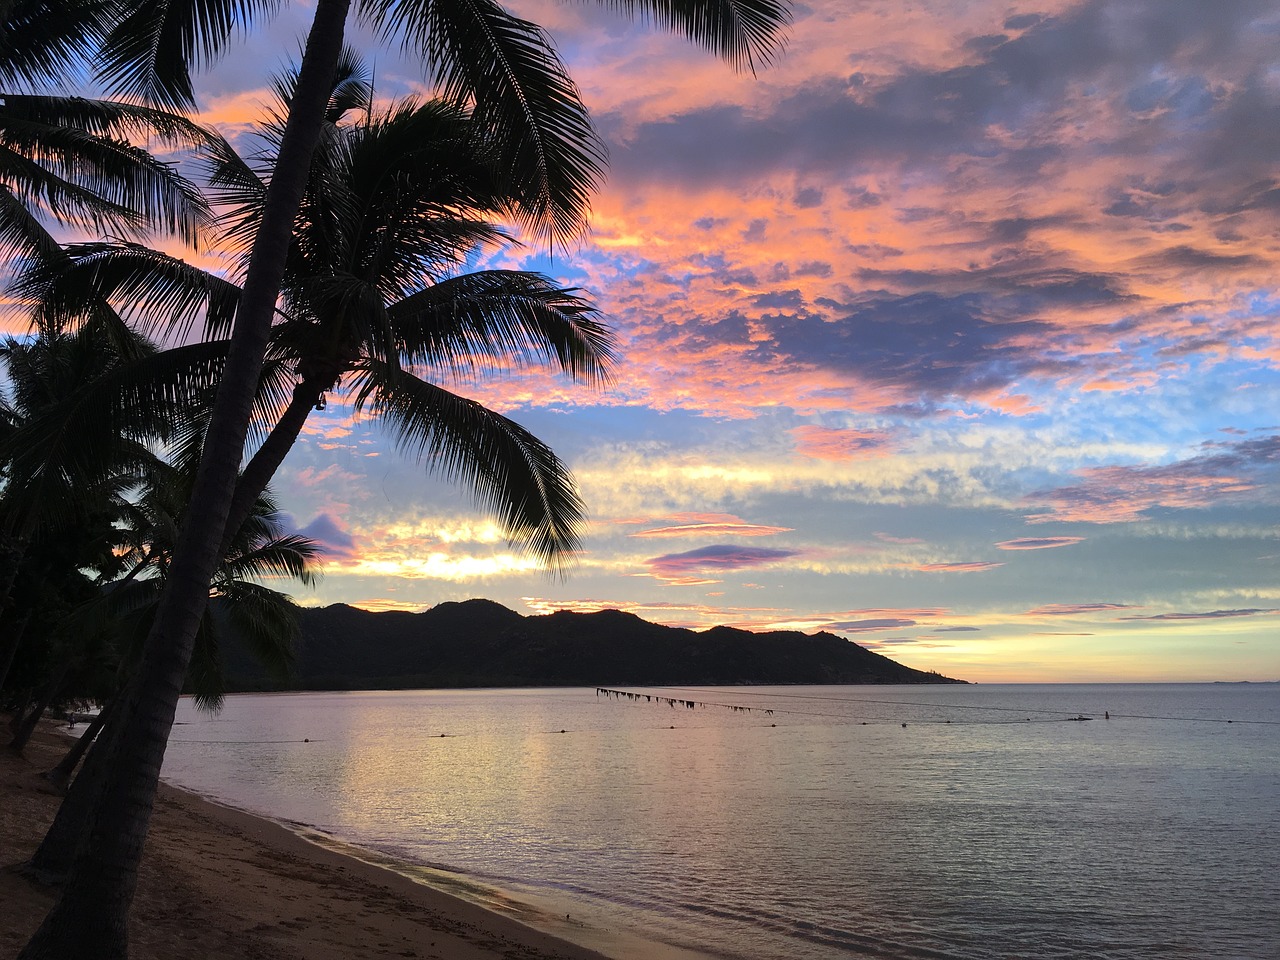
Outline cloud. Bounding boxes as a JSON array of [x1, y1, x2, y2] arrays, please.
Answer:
[[1025, 603, 1138, 616], [333, 597, 427, 614], [626, 513, 793, 538], [996, 537, 1085, 550], [520, 596, 787, 624], [792, 425, 897, 460], [907, 561, 1004, 573], [293, 513, 358, 562], [1027, 434, 1280, 522], [748, 292, 1061, 407], [827, 618, 918, 632], [644, 544, 803, 582], [1119, 608, 1279, 621]]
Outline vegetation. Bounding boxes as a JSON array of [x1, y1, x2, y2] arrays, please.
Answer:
[[0, 1, 791, 956]]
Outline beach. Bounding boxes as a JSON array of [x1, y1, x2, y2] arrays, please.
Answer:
[[1, 725, 613, 960]]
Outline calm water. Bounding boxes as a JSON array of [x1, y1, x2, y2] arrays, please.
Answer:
[[163, 684, 1280, 960]]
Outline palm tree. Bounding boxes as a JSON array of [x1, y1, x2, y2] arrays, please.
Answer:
[[0, 93, 212, 277], [0, 81, 217, 641], [41, 63, 614, 564], [0, 323, 217, 691], [27, 472, 321, 880], [16, 3, 791, 956]]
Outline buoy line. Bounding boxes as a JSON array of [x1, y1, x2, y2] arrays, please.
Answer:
[[599, 686, 1279, 725]]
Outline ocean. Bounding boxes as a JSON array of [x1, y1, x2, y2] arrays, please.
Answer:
[[162, 684, 1280, 960]]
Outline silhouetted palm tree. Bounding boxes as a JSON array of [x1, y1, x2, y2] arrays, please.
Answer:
[[0, 323, 220, 691], [27, 470, 321, 879], [15, 3, 791, 956], [40, 64, 613, 565]]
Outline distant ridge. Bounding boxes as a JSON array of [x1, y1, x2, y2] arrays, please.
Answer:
[[222, 599, 966, 690]]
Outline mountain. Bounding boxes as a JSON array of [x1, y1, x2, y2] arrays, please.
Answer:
[[221, 599, 965, 690]]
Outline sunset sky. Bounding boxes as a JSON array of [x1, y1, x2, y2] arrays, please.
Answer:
[[25, 1, 1280, 682]]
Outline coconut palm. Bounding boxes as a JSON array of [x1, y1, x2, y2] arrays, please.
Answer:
[[0, 324, 208, 690], [0, 93, 212, 272], [40, 65, 613, 566], [27, 471, 321, 879], [0, 78, 218, 641], [17, 3, 791, 956], [0, 1, 116, 93]]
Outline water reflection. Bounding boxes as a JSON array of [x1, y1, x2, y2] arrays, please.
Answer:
[[165, 684, 1280, 960]]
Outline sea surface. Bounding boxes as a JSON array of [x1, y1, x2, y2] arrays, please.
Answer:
[[163, 684, 1280, 960]]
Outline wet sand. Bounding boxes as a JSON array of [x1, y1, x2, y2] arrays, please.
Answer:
[[1, 725, 617, 960]]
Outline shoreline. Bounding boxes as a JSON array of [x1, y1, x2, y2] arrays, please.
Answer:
[[2, 724, 694, 960]]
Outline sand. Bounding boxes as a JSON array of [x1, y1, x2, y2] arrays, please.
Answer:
[[1, 725, 617, 960]]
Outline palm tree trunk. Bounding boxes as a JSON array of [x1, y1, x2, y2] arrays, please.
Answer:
[[8, 663, 67, 753], [223, 378, 323, 552], [44, 695, 113, 793], [0, 610, 32, 693], [25, 690, 127, 884], [18, 3, 353, 956]]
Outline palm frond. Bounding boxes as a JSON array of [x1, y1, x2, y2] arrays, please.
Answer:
[[14, 241, 243, 341], [97, 0, 283, 111], [0, 94, 223, 150], [352, 360, 585, 568], [0, 106, 213, 244], [187, 606, 227, 711], [0, 337, 226, 529], [0, 184, 65, 283], [0, 0, 115, 91], [221, 534, 323, 586], [587, 0, 790, 72], [214, 581, 299, 682], [389, 269, 613, 385], [358, 0, 606, 246]]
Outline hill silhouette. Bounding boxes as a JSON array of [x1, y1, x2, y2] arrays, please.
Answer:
[[222, 599, 965, 690]]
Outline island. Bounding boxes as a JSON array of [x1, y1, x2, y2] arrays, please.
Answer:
[[220, 599, 966, 690]]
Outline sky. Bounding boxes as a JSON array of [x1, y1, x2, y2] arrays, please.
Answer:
[[19, 0, 1280, 682]]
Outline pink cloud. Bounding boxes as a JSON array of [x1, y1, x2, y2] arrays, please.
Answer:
[[341, 598, 430, 613], [875, 533, 926, 545], [827, 618, 918, 632], [289, 463, 361, 489], [906, 561, 1003, 573], [615, 511, 739, 526], [628, 515, 793, 538], [792, 425, 896, 461], [1027, 436, 1280, 523], [996, 537, 1085, 550], [644, 544, 802, 582]]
